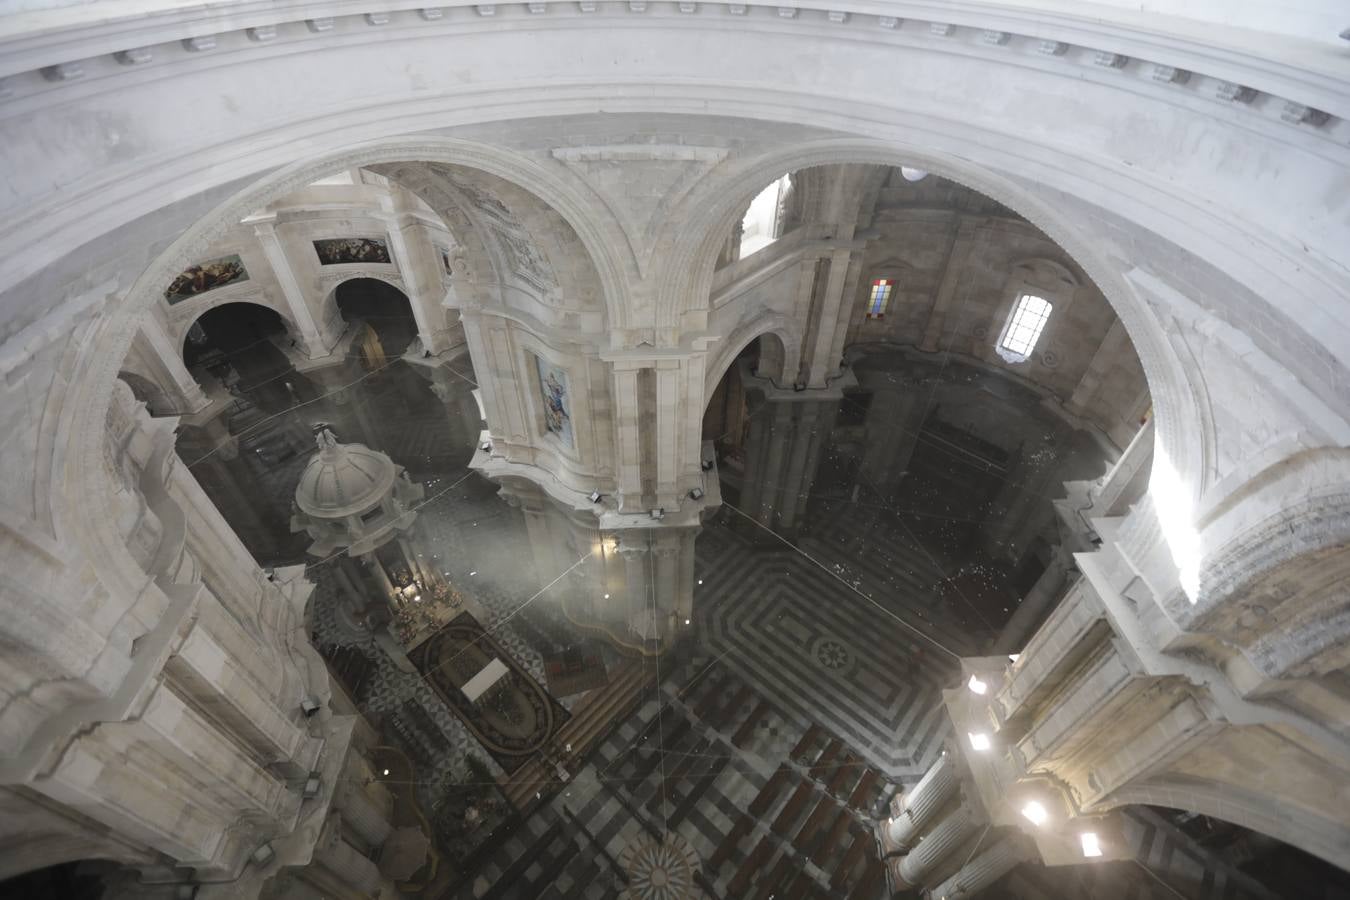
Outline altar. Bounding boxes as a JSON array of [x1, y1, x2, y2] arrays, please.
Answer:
[[461, 657, 510, 707]]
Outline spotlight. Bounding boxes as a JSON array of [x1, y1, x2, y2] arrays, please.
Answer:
[[650, 508, 664, 520], [1021, 801, 1048, 827], [900, 166, 928, 182], [603, 593, 610, 600], [1008, 653, 1020, 663], [480, 441, 492, 453], [701, 459, 714, 471], [968, 731, 991, 752], [382, 769, 390, 776], [967, 675, 988, 695], [249, 842, 276, 867], [300, 697, 321, 717], [684, 618, 691, 625], [589, 491, 602, 503], [689, 487, 704, 500], [302, 774, 322, 799], [1080, 832, 1103, 858]]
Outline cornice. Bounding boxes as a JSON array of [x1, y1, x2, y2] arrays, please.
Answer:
[[1, 1, 1344, 128]]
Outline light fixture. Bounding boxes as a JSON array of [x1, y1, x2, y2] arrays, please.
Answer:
[[249, 842, 276, 866], [689, 487, 704, 500], [382, 768, 390, 776], [650, 508, 664, 520], [701, 459, 714, 471], [1008, 653, 1020, 662], [603, 593, 610, 599], [302, 774, 322, 799], [967, 674, 988, 695], [685, 618, 691, 625], [1021, 800, 1048, 826], [480, 441, 492, 452], [697, 579, 703, 585], [589, 490, 602, 503], [900, 166, 929, 182], [968, 731, 991, 752], [1080, 832, 1103, 857], [300, 697, 321, 717]]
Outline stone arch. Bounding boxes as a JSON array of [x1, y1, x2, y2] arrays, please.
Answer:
[[656, 140, 1200, 508], [177, 299, 296, 364], [52, 137, 625, 616], [704, 315, 800, 399], [115, 371, 172, 417], [1103, 777, 1350, 872], [319, 272, 410, 329]]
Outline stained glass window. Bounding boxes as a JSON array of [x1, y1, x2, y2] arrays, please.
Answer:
[[867, 279, 893, 319], [1000, 293, 1052, 357]]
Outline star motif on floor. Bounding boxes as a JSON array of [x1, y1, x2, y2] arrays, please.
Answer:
[[619, 831, 700, 900], [815, 639, 851, 670]]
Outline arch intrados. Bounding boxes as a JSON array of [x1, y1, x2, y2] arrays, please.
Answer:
[[1104, 780, 1349, 871], [177, 299, 293, 358], [703, 316, 799, 399], [660, 139, 1200, 503], [323, 274, 413, 326]]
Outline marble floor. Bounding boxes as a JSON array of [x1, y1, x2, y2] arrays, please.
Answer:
[[174, 297, 1131, 898]]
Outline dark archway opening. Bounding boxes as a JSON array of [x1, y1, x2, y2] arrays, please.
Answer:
[[0, 862, 110, 900], [182, 302, 291, 392], [332, 278, 419, 361]]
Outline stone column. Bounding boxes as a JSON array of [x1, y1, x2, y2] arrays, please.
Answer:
[[981, 439, 1057, 563], [858, 383, 925, 494], [927, 836, 1031, 900], [135, 315, 210, 414], [1066, 318, 1130, 417], [315, 818, 382, 895], [338, 783, 393, 852], [896, 800, 980, 888], [1093, 417, 1154, 518], [878, 752, 957, 855], [804, 247, 854, 387], [253, 219, 342, 358], [653, 360, 683, 507], [612, 364, 645, 511], [652, 543, 679, 630], [920, 217, 982, 352], [993, 549, 1072, 654], [384, 212, 452, 355], [618, 544, 651, 636]]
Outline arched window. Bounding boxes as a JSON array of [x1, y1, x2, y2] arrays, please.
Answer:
[[738, 174, 791, 258], [866, 278, 894, 319], [998, 293, 1053, 360]]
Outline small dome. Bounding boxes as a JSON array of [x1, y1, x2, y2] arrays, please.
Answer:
[[294, 429, 398, 519]]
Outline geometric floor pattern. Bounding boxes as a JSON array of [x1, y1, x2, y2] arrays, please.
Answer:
[[696, 517, 962, 779], [453, 656, 897, 899]]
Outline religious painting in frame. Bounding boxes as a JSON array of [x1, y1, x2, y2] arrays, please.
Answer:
[[163, 255, 249, 304], [534, 355, 574, 449], [312, 236, 392, 265]]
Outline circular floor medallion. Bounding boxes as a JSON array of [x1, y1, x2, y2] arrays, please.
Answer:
[[619, 831, 700, 900], [812, 636, 853, 671]]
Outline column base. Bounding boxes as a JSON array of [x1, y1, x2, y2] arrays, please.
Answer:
[[876, 817, 909, 858], [884, 856, 916, 894]]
